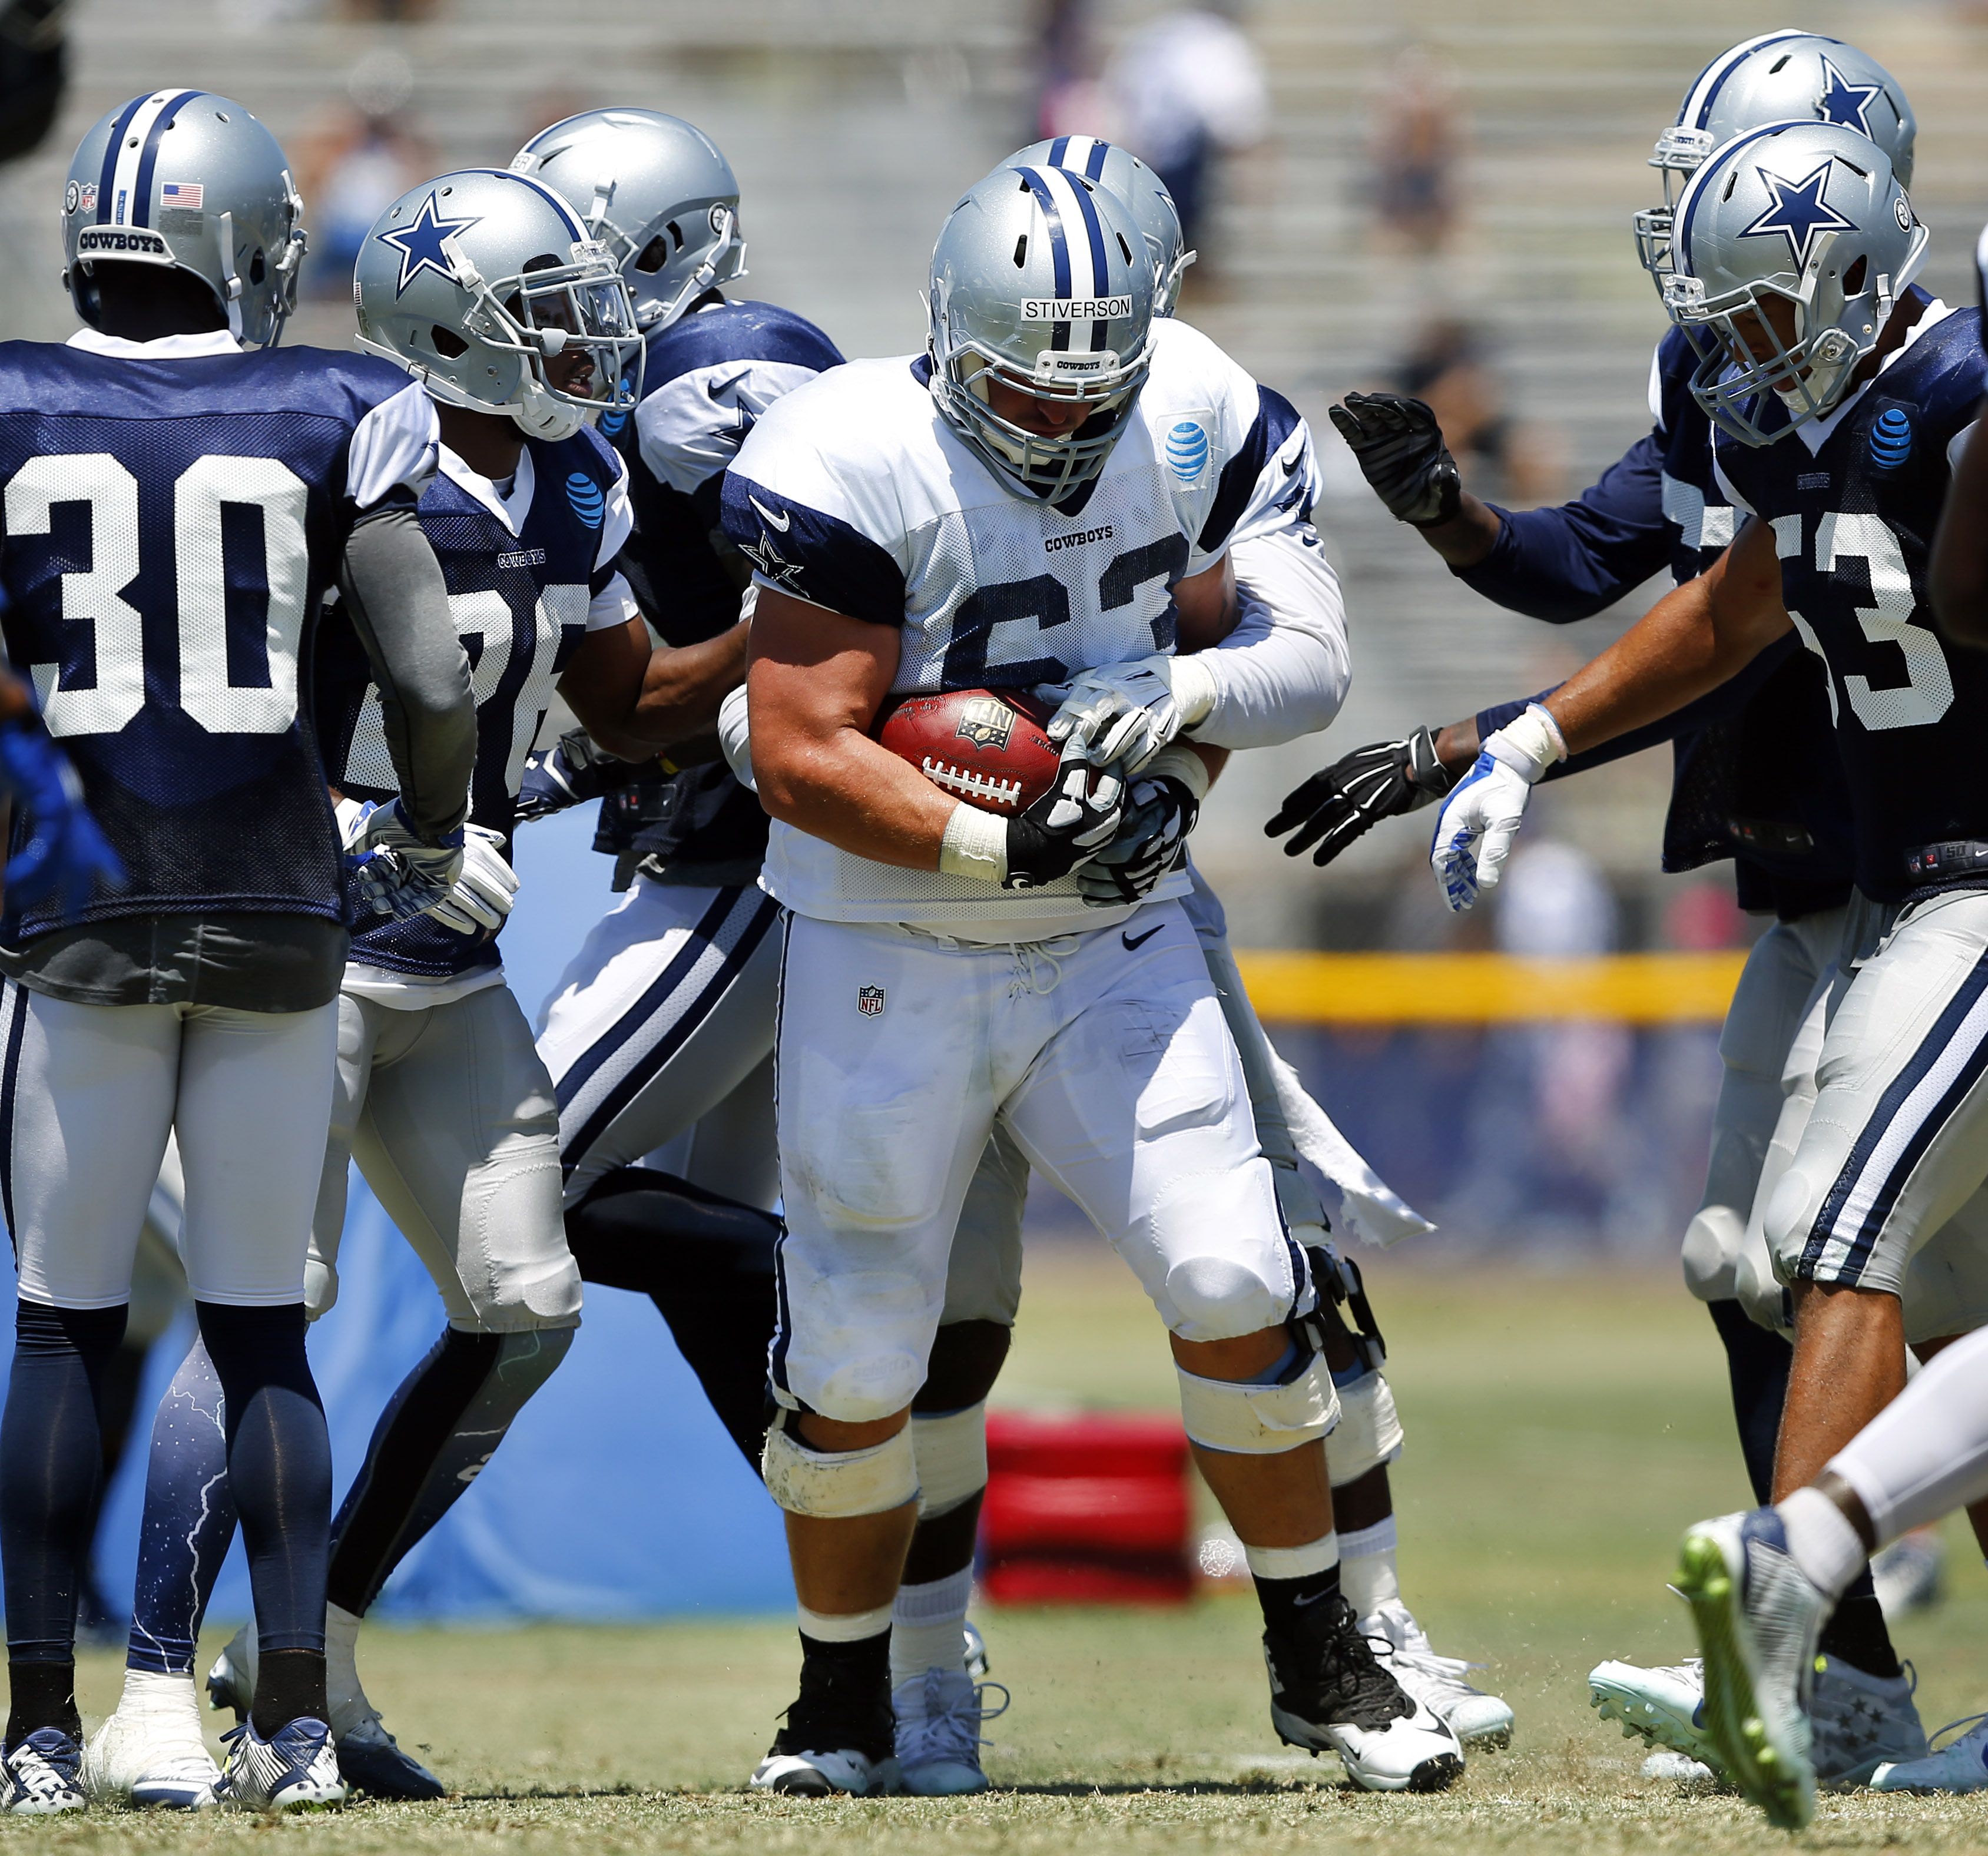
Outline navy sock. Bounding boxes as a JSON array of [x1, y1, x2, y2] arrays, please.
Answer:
[[0, 1299, 127, 1744], [195, 1302, 330, 1661], [1817, 1571, 1901, 1680], [127, 1341, 237, 1676], [327, 1324, 572, 1618], [1707, 1298, 1791, 1507], [565, 1167, 780, 1465]]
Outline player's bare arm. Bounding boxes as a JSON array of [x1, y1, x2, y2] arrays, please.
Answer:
[[558, 614, 743, 759], [1931, 409, 1988, 648]]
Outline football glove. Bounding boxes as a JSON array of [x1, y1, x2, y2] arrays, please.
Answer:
[[1429, 706, 1564, 912], [430, 824, 519, 935], [1005, 758, 1126, 890], [1077, 770, 1200, 907], [1327, 392, 1462, 529], [515, 728, 644, 824], [1265, 726, 1455, 869], [343, 798, 469, 927], [0, 715, 124, 917], [1043, 654, 1217, 775]]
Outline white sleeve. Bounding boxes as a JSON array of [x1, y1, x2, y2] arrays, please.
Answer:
[[1647, 341, 1667, 430], [1191, 525, 1350, 751], [587, 570, 638, 632], [597, 451, 634, 569], [717, 682, 756, 790], [637, 359, 827, 496], [346, 382, 440, 511]]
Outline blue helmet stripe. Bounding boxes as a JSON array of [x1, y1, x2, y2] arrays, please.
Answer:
[[1692, 31, 1821, 128], [463, 165, 592, 243], [1085, 138, 1110, 181], [130, 90, 204, 228], [1048, 135, 1070, 166], [1061, 173, 1114, 350], [94, 94, 151, 224], [1015, 167, 1072, 299], [1675, 120, 1813, 274]]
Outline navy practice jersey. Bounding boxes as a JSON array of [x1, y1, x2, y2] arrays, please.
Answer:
[[1463, 324, 1854, 917], [597, 296, 843, 880], [315, 426, 635, 979], [1715, 299, 1988, 904], [0, 333, 436, 944]]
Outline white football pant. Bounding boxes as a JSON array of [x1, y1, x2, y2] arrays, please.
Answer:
[[770, 902, 1297, 1423]]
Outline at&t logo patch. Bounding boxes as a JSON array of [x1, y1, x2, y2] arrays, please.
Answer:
[[857, 985, 885, 1017]]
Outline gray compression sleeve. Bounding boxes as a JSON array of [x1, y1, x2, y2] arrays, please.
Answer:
[[338, 502, 476, 842]]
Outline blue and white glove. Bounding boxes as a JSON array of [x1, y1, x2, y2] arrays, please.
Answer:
[[1076, 746, 1208, 907], [1428, 704, 1565, 912], [515, 728, 644, 824], [1043, 653, 1218, 775], [341, 798, 474, 929], [0, 715, 124, 917]]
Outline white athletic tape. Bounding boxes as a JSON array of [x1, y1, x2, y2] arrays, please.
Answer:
[[761, 1420, 919, 1519], [912, 1403, 989, 1520], [1177, 1351, 1339, 1454], [1242, 1531, 1338, 1581], [1326, 1368, 1404, 1487]]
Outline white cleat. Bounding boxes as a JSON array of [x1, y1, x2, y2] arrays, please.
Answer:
[[1263, 1593, 1464, 1793], [1811, 1654, 1926, 1787], [749, 1747, 893, 1797], [1641, 1748, 1717, 1783], [214, 1716, 345, 1812], [1678, 1508, 1828, 1831], [205, 1625, 253, 1722], [85, 1669, 220, 1809], [1363, 1599, 1513, 1750], [893, 1667, 1009, 1796], [1588, 1656, 1722, 1772], [1, 1728, 86, 1813], [1872, 1713, 1988, 1793]]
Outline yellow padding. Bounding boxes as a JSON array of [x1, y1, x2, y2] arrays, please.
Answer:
[[1234, 951, 1747, 1026]]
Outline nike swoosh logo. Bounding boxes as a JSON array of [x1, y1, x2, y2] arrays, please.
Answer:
[[1122, 923, 1164, 951], [748, 495, 790, 532], [1291, 1588, 1331, 1608]]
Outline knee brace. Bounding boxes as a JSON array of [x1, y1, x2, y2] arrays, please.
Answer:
[[911, 1403, 988, 1520], [1325, 1366, 1404, 1487], [1177, 1343, 1339, 1455], [761, 1413, 919, 1518]]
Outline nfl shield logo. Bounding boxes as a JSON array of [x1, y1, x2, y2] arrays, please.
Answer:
[[954, 697, 1015, 751], [857, 985, 885, 1017]]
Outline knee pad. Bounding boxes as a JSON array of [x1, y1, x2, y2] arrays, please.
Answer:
[[1176, 1345, 1338, 1455], [1325, 1367, 1404, 1487], [912, 1402, 988, 1520], [761, 1414, 919, 1518], [1163, 1251, 1290, 1341], [1681, 1205, 1746, 1304]]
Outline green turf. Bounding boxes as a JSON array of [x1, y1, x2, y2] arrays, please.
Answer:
[[35, 1256, 1988, 1851]]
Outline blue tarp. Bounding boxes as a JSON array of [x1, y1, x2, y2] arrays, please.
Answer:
[[48, 809, 794, 1625]]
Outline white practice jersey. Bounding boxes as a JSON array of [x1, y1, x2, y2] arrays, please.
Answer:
[[721, 317, 1313, 936]]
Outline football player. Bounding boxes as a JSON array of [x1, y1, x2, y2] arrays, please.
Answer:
[[1675, 219, 1988, 1825], [726, 163, 1465, 1798], [0, 91, 479, 1812], [1275, 32, 1929, 1784], [83, 166, 734, 1807], [1414, 118, 1988, 1814]]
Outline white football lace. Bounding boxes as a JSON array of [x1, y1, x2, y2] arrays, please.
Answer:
[[898, 1672, 1010, 1769]]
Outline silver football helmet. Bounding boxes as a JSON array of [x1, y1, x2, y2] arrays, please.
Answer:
[[511, 108, 744, 332], [354, 168, 641, 442], [1636, 32, 1914, 280], [1664, 120, 1927, 446], [929, 163, 1156, 503], [1005, 135, 1192, 316], [61, 90, 306, 349]]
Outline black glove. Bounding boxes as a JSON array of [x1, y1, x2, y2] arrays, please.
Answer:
[[515, 727, 645, 824], [1003, 759, 1125, 890], [1327, 392, 1462, 528], [1265, 726, 1455, 867], [1077, 772, 1199, 907]]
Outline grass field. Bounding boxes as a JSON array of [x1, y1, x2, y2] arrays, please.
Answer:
[[35, 1251, 1988, 1852]]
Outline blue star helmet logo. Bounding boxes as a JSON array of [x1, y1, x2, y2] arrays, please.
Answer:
[[377, 191, 481, 297], [1816, 56, 1882, 135], [1738, 161, 1857, 270]]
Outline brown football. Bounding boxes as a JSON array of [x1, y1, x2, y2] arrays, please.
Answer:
[[876, 687, 1062, 815]]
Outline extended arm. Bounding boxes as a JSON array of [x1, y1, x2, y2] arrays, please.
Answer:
[[559, 614, 748, 761], [338, 503, 476, 844], [1933, 410, 1988, 648], [1190, 528, 1351, 749]]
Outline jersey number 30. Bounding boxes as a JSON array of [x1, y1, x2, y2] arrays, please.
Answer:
[[6, 452, 309, 738]]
